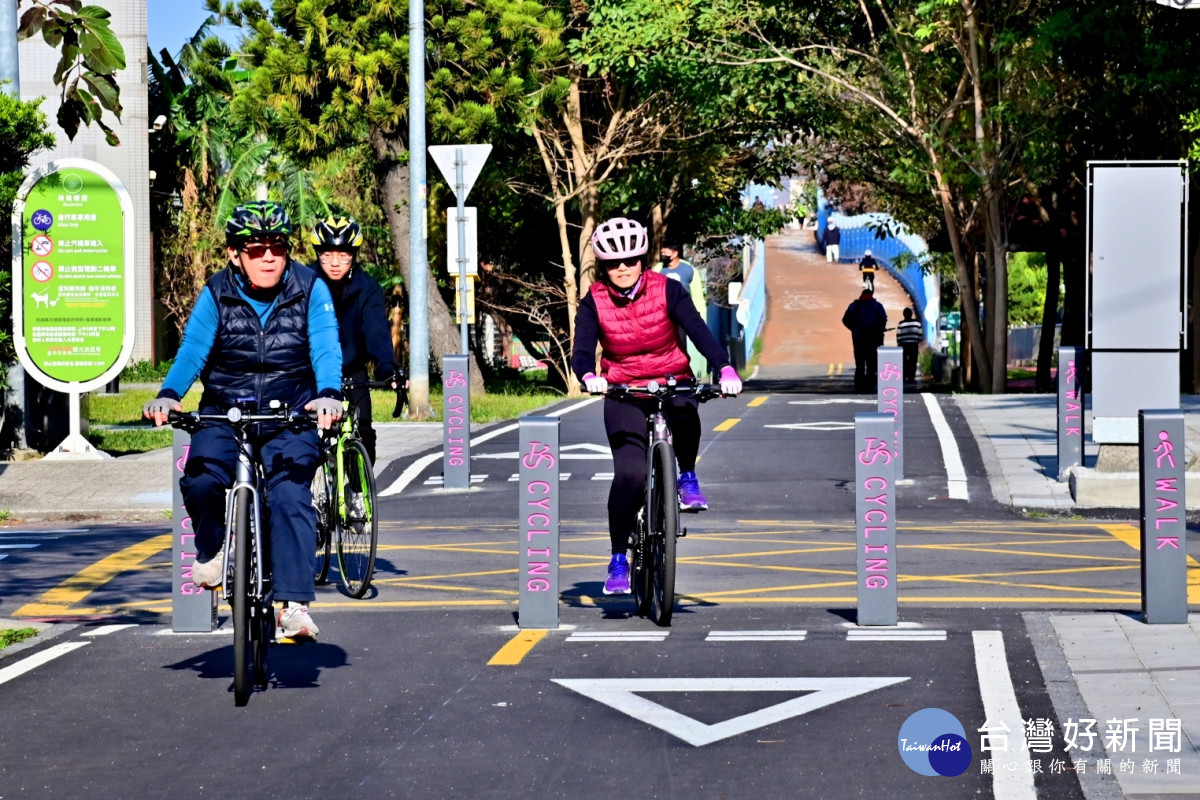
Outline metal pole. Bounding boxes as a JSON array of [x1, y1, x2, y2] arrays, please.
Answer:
[[1, 0, 18, 97], [407, 0, 429, 414], [455, 148, 469, 354]]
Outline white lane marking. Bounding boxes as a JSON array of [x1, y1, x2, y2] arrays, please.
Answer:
[[475, 443, 610, 460], [509, 473, 571, 481], [765, 422, 855, 431], [706, 630, 807, 641], [0, 531, 73, 536], [553, 677, 909, 747], [846, 630, 947, 641], [379, 398, 600, 497], [592, 472, 614, 481], [0, 544, 41, 549], [921, 394, 969, 500], [80, 624, 136, 637], [973, 631, 1036, 800], [567, 631, 668, 642], [0, 642, 90, 686]]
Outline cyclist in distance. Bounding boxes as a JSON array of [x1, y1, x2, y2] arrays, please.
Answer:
[[143, 201, 344, 641], [572, 217, 742, 595], [309, 215, 401, 465]]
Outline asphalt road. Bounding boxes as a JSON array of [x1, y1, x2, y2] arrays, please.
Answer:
[[0, 389, 1164, 798]]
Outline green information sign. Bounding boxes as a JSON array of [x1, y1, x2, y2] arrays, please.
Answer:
[[12, 159, 134, 392]]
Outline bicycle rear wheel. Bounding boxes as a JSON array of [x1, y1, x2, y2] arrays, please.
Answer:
[[336, 438, 378, 598], [646, 441, 678, 626], [631, 510, 651, 616], [231, 487, 252, 706], [311, 464, 332, 584]]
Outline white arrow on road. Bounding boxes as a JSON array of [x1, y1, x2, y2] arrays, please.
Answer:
[[764, 422, 856, 431], [473, 443, 612, 460], [553, 676, 909, 746]]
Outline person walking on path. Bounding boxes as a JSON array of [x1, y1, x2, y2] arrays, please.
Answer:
[[896, 307, 924, 384], [824, 221, 841, 263], [859, 249, 879, 292], [654, 237, 708, 377], [842, 289, 888, 393]]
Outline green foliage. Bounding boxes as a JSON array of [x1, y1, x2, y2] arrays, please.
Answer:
[[1008, 252, 1048, 327], [0, 628, 39, 650], [17, 0, 127, 144], [0, 93, 56, 372], [119, 359, 174, 382]]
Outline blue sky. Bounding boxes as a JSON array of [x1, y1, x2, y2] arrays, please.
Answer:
[[146, 0, 249, 60]]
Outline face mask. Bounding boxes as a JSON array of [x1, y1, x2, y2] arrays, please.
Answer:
[[660, 255, 672, 267]]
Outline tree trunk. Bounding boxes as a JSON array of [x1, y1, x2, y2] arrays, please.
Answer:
[[1035, 249, 1061, 392], [371, 130, 486, 410]]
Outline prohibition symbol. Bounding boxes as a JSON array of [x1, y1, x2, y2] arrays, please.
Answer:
[[32, 261, 54, 283], [30, 235, 53, 257]]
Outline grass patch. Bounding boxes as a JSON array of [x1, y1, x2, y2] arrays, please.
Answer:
[[0, 628, 38, 650], [1007, 366, 1035, 380], [86, 428, 173, 456], [120, 359, 174, 382]]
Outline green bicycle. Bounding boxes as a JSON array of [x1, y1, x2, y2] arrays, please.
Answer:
[[312, 375, 405, 597]]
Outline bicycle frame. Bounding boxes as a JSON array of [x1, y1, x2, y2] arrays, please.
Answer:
[[221, 432, 267, 601]]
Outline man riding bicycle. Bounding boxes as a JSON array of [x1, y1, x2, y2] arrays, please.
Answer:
[[571, 217, 742, 596], [308, 215, 401, 465], [143, 201, 344, 641]]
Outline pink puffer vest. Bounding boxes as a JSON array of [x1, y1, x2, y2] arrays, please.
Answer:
[[591, 270, 691, 384]]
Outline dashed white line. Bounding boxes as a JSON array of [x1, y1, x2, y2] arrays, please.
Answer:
[[0, 642, 90, 686], [567, 631, 669, 642], [706, 630, 807, 642], [80, 624, 136, 637], [921, 393, 969, 500], [973, 630, 1035, 800], [846, 629, 947, 642]]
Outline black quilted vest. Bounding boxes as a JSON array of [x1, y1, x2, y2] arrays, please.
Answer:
[[200, 261, 318, 413]]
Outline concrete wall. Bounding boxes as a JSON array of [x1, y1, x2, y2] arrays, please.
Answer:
[[18, 0, 152, 363]]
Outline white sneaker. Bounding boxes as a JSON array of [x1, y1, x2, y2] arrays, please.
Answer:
[[278, 604, 319, 640], [190, 549, 224, 589]]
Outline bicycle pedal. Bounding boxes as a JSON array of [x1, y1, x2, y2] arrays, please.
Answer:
[[679, 527, 687, 538]]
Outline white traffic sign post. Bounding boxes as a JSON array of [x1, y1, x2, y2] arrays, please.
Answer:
[[429, 144, 491, 489]]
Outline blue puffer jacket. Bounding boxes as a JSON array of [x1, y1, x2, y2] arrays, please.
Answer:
[[201, 262, 319, 411]]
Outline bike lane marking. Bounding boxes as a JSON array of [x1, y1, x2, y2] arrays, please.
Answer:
[[1099, 522, 1200, 604], [13, 534, 172, 618], [921, 393, 969, 500], [0, 642, 90, 686], [973, 630, 1037, 799], [487, 629, 549, 666]]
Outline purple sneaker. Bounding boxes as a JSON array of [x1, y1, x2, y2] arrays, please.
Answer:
[[603, 553, 631, 595], [677, 471, 708, 512]]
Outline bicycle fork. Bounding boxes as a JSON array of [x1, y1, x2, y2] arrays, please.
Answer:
[[222, 444, 268, 601]]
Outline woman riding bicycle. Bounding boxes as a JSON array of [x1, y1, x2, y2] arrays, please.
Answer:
[[309, 215, 401, 465], [571, 217, 742, 595], [143, 201, 344, 641]]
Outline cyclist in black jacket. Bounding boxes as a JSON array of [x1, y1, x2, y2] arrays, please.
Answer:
[[309, 216, 400, 464]]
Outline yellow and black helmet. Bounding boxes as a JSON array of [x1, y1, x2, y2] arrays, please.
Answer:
[[309, 216, 364, 251]]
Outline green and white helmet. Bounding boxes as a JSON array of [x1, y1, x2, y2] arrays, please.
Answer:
[[224, 201, 293, 247]]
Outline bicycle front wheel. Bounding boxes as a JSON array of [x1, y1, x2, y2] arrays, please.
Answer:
[[231, 486, 253, 706], [311, 464, 332, 584], [646, 441, 679, 626], [336, 438, 378, 598]]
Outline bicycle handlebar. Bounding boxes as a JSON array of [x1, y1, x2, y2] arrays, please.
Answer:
[[167, 405, 315, 434], [342, 372, 408, 419], [593, 380, 725, 402]]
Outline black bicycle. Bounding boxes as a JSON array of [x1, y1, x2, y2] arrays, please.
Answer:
[[601, 379, 722, 626], [312, 375, 405, 597], [170, 400, 314, 706]]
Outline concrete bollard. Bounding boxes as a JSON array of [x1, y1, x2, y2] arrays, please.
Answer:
[[171, 427, 216, 632], [855, 412, 898, 626], [442, 354, 471, 489], [1057, 347, 1083, 481], [518, 416, 560, 629], [877, 346, 904, 479], [1138, 410, 1188, 624]]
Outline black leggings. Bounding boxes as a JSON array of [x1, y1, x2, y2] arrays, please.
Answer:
[[604, 394, 700, 554]]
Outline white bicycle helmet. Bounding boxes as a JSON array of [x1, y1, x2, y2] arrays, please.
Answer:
[[591, 217, 649, 260]]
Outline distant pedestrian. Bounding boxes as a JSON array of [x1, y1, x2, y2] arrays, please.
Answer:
[[896, 308, 924, 384], [842, 289, 888, 393], [859, 250, 878, 292], [825, 221, 841, 263]]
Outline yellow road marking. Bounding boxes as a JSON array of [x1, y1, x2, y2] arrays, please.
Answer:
[[488, 629, 549, 666], [1100, 523, 1200, 605], [15, 534, 172, 617], [748, 396, 767, 407], [714, 418, 741, 432]]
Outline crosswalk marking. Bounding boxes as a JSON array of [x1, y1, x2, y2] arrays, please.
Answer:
[[508, 473, 571, 482], [423, 474, 489, 486], [567, 630, 669, 643], [706, 630, 807, 642]]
